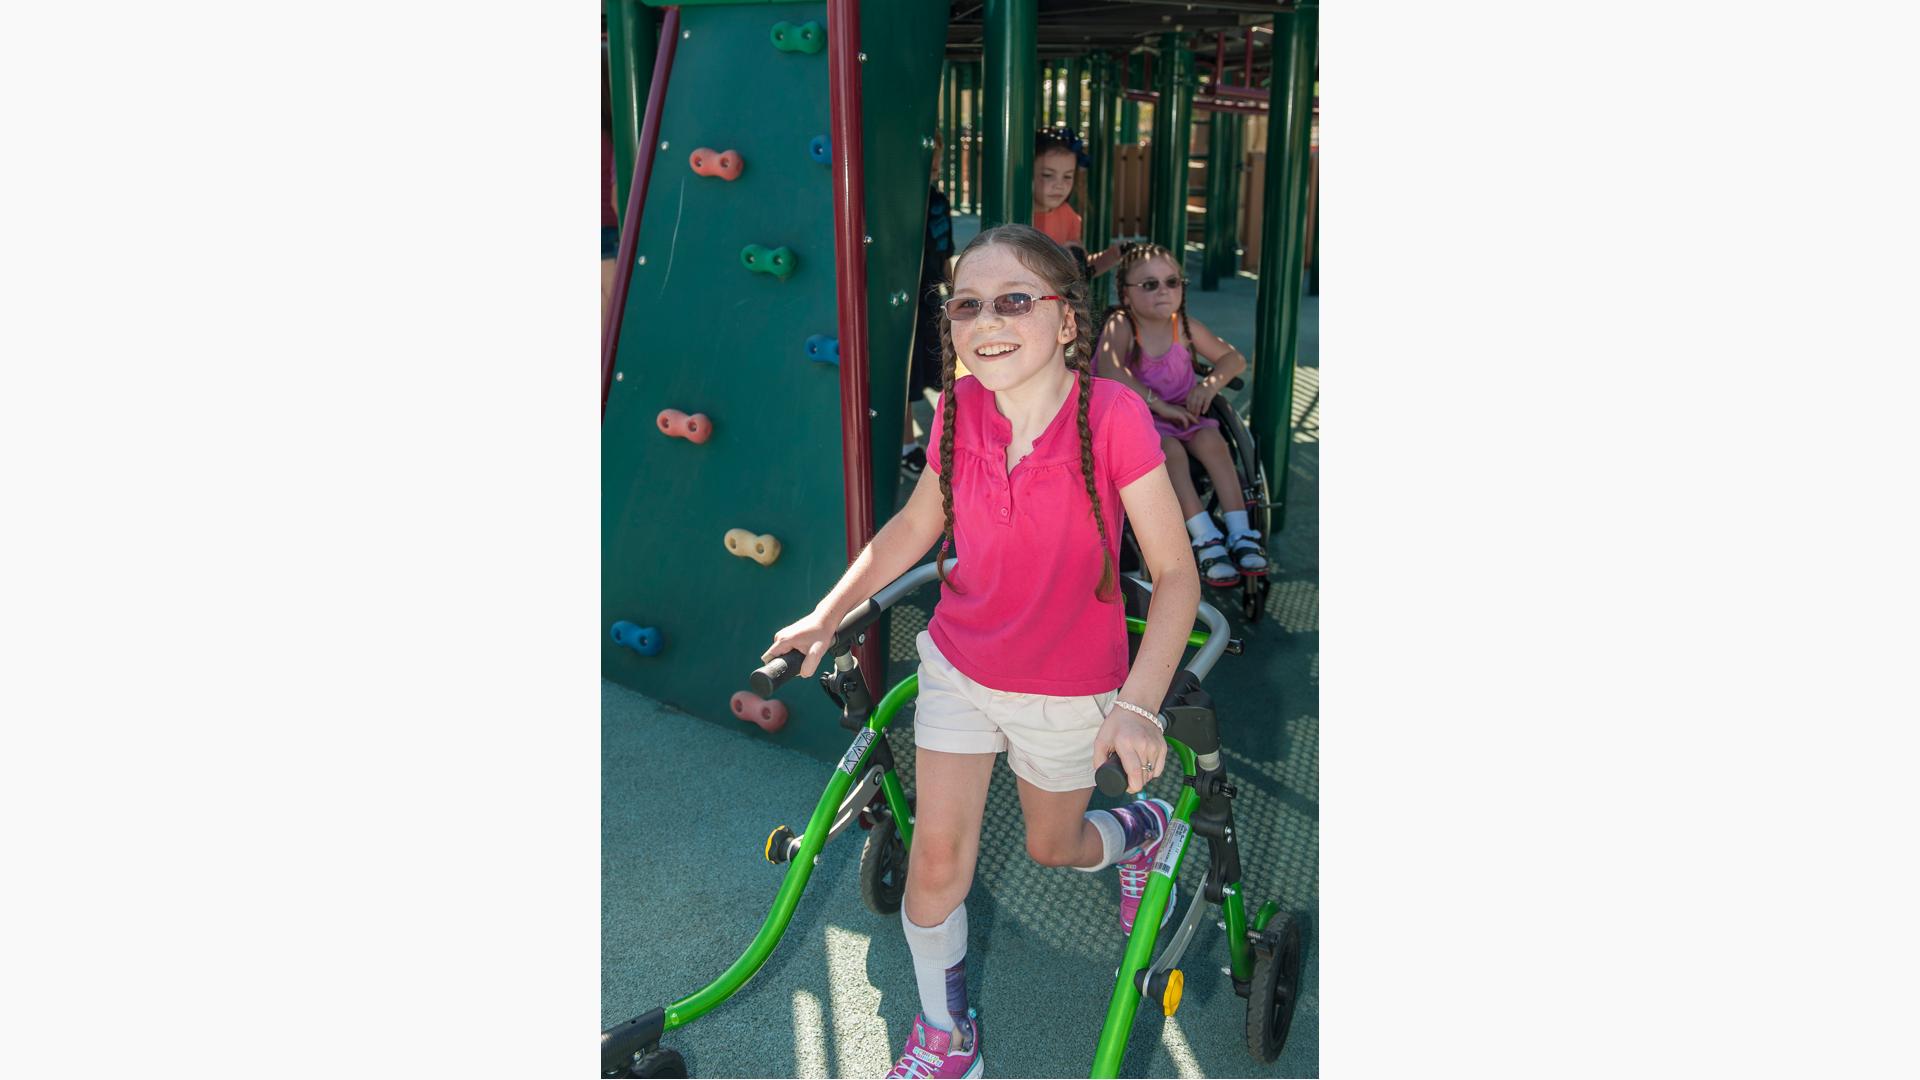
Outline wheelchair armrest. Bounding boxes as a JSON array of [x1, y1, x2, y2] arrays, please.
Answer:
[[1225, 376, 1244, 391]]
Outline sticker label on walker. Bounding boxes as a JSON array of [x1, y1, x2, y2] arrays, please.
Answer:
[[838, 730, 878, 775], [1152, 819, 1190, 878]]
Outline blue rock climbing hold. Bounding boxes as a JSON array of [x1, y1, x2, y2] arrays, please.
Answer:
[[610, 621, 663, 657], [809, 135, 831, 165], [805, 334, 840, 366]]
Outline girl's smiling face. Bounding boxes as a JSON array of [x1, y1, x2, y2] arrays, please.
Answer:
[[1123, 255, 1183, 319], [1033, 149, 1078, 213], [948, 243, 1077, 395]]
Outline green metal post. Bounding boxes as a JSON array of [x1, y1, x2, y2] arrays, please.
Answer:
[[1059, 58, 1075, 126], [1225, 113, 1244, 276], [970, 61, 985, 214], [982, 0, 1037, 228], [1044, 59, 1059, 126], [1148, 35, 1195, 254], [602, 0, 656, 227], [1087, 52, 1117, 313], [1201, 113, 1238, 291], [1253, 3, 1318, 532], [960, 63, 975, 216], [1066, 55, 1083, 138], [1120, 54, 1141, 143], [944, 60, 958, 197]]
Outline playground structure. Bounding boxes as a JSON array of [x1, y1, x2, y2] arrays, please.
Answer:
[[601, 0, 1318, 762]]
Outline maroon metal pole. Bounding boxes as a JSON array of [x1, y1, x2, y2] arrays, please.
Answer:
[[601, 6, 681, 421], [1128, 87, 1268, 114], [1210, 84, 1270, 101], [826, 0, 881, 693], [1214, 30, 1224, 87], [1244, 27, 1253, 86], [1195, 98, 1270, 115]]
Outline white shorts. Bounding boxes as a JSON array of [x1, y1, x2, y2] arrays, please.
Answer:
[[912, 630, 1118, 792]]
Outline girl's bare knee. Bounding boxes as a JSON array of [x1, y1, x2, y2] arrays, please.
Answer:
[[906, 833, 969, 897]]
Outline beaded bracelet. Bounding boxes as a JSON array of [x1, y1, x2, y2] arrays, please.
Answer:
[[1109, 699, 1166, 732]]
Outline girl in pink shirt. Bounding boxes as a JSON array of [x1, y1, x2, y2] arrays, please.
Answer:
[[1097, 242, 1269, 588], [763, 225, 1202, 1079]]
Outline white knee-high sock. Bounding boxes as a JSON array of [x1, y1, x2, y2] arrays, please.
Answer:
[[902, 904, 969, 1033]]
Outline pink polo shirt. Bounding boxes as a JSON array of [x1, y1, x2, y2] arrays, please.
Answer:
[[926, 373, 1165, 695]]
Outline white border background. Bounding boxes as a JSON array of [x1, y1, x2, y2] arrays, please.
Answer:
[[3, 2, 1917, 1075]]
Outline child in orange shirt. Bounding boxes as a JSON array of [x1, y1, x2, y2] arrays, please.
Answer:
[[1031, 129, 1123, 278]]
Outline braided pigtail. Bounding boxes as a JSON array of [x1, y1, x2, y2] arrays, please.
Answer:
[[1068, 341, 1120, 604], [934, 302, 965, 596]]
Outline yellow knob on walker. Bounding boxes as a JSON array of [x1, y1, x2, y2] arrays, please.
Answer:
[[1161, 969, 1184, 1016], [725, 528, 781, 567]]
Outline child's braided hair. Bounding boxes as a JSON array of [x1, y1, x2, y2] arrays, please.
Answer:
[[934, 224, 1118, 604]]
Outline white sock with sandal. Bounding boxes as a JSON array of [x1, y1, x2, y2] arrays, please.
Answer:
[[1224, 509, 1267, 571], [1186, 513, 1236, 582]]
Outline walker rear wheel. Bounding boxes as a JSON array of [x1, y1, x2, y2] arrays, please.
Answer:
[[859, 812, 909, 915], [1245, 914, 1305, 1063]]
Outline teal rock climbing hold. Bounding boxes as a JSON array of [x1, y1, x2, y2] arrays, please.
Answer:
[[740, 244, 797, 281], [770, 20, 824, 55]]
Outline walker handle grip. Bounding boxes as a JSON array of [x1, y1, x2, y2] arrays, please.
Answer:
[[750, 651, 806, 697], [1095, 754, 1130, 797]]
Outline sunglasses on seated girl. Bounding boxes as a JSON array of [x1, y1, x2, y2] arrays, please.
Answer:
[[1125, 275, 1186, 292], [941, 293, 1066, 320]]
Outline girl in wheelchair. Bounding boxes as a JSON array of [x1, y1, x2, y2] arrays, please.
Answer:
[[1096, 243, 1269, 588]]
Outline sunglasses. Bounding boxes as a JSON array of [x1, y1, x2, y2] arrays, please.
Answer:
[[1126, 275, 1185, 293], [942, 292, 1066, 321]]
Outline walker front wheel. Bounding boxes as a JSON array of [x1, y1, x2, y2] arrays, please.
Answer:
[[859, 812, 909, 915], [616, 1048, 686, 1078], [1245, 914, 1305, 1063]]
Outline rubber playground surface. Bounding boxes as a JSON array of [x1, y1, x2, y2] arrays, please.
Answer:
[[604, 248, 1318, 1077]]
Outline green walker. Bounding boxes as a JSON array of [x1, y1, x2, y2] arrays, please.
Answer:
[[602, 560, 1307, 1078]]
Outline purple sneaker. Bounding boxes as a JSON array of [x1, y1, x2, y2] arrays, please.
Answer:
[[1116, 798, 1178, 935], [885, 1010, 983, 1079]]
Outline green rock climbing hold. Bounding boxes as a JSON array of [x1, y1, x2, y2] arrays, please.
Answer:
[[740, 244, 797, 281], [769, 20, 824, 55]]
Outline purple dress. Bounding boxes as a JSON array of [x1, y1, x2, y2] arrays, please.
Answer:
[[1131, 335, 1220, 442]]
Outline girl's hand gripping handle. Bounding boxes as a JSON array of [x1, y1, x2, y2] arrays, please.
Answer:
[[754, 609, 838, 695]]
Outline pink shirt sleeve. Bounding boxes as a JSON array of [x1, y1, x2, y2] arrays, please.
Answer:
[[1104, 387, 1165, 489]]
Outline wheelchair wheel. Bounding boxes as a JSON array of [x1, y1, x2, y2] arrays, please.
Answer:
[[1245, 914, 1305, 1063], [1242, 576, 1270, 623], [859, 811, 909, 915], [617, 1048, 686, 1078], [1201, 398, 1274, 622]]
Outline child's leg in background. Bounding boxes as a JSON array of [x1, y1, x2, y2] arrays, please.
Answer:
[[1161, 435, 1203, 519], [903, 748, 996, 1035], [1167, 433, 1237, 583], [1187, 427, 1266, 570], [1187, 427, 1244, 513]]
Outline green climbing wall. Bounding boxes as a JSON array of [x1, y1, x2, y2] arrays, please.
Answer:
[[603, 0, 948, 761]]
